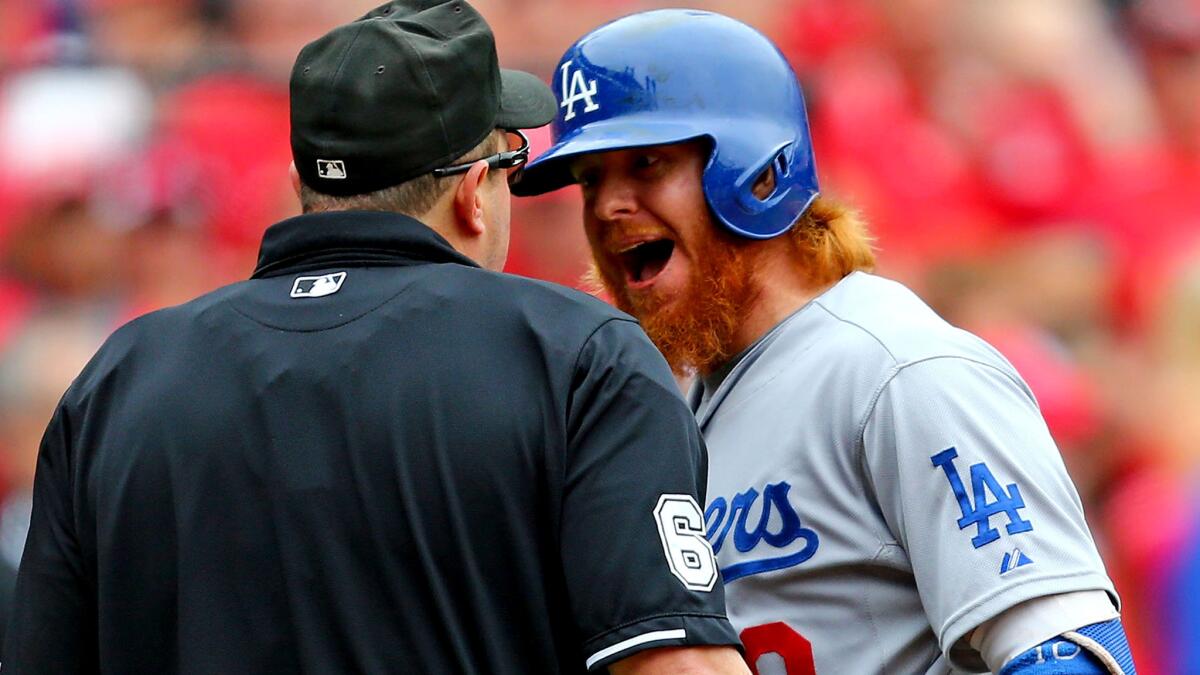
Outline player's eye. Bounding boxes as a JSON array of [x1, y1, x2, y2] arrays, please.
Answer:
[[573, 167, 598, 189], [633, 153, 659, 170]]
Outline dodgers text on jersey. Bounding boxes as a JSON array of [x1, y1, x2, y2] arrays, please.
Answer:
[[705, 481, 820, 583]]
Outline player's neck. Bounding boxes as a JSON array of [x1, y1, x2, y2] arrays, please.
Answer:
[[730, 245, 835, 356]]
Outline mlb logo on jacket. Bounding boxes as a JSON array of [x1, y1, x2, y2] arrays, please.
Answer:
[[290, 272, 347, 298]]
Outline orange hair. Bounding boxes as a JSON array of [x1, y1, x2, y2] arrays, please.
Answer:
[[789, 195, 876, 286]]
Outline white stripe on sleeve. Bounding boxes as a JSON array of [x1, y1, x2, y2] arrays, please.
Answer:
[[584, 628, 687, 670]]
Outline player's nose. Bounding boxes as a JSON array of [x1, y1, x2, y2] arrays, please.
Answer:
[[589, 173, 639, 224]]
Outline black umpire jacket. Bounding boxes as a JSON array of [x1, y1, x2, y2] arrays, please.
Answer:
[[3, 211, 738, 673]]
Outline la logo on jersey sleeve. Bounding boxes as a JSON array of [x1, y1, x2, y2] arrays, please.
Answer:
[[931, 447, 1034, 569]]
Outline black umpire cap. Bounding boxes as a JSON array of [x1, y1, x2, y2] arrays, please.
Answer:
[[290, 0, 557, 196]]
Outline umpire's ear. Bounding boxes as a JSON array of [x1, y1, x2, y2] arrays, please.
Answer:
[[452, 159, 491, 237], [288, 162, 302, 198]]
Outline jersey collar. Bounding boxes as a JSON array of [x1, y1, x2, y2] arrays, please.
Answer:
[[252, 210, 480, 279]]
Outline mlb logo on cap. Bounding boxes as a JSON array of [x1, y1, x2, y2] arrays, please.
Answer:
[[290, 272, 347, 298], [317, 159, 347, 179]]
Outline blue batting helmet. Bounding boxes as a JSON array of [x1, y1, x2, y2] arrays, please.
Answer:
[[510, 9, 819, 239]]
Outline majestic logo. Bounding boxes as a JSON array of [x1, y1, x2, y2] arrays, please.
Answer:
[[317, 159, 347, 180], [704, 481, 819, 583], [290, 271, 347, 298], [558, 60, 600, 122], [931, 447, 1033, 549], [1000, 547, 1034, 575]]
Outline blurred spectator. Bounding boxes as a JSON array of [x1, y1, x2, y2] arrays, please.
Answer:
[[996, 226, 1116, 351], [507, 187, 592, 288], [0, 307, 111, 648], [0, 280, 35, 354], [1169, 534, 1200, 674], [1133, 0, 1200, 157], [228, 0, 382, 79], [154, 74, 295, 282], [946, 0, 1157, 153], [1084, 0, 1200, 332], [83, 0, 230, 88], [92, 139, 218, 319], [0, 0, 92, 71], [0, 65, 152, 300], [0, 66, 152, 191], [1101, 247, 1200, 674], [2, 189, 128, 304], [0, 1, 52, 72]]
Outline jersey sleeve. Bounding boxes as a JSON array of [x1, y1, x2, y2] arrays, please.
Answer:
[[561, 318, 741, 672], [3, 402, 96, 671], [861, 355, 1117, 670]]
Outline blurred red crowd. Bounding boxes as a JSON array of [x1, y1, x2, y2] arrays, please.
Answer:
[[0, 0, 1198, 669]]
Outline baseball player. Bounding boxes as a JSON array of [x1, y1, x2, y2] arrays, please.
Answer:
[[3, 3, 750, 673], [513, 10, 1137, 675]]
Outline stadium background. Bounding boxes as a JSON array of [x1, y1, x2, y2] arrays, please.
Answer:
[[0, 0, 1196, 670]]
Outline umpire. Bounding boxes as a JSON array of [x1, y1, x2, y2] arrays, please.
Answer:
[[2, 2, 748, 673]]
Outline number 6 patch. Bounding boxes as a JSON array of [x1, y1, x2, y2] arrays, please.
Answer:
[[653, 494, 719, 592]]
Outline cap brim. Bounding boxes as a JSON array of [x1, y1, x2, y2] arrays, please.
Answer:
[[510, 117, 708, 196], [496, 69, 556, 130]]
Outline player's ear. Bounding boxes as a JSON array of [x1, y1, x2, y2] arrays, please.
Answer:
[[288, 161, 302, 198], [752, 164, 776, 200], [452, 160, 491, 237]]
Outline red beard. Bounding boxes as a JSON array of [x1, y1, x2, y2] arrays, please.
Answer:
[[592, 225, 759, 376]]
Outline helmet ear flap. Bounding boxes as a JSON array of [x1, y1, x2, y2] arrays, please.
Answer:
[[756, 149, 793, 201], [705, 137, 816, 239], [773, 147, 791, 180], [726, 141, 795, 216]]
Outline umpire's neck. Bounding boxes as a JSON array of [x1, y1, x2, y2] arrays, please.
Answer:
[[288, 156, 511, 273]]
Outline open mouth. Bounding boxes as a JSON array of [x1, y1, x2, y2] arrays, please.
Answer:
[[616, 239, 676, 287]]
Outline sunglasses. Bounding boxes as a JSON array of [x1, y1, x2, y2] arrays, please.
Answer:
[[431, 129, 530, 184]]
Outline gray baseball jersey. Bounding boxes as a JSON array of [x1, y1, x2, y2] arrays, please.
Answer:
[[692, 272, 1117, 674]]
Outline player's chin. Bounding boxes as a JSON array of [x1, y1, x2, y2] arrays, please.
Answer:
[[625, 281, 692, 331]]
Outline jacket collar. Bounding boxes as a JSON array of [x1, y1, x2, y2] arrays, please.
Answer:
[[252, 210, 479, 278]]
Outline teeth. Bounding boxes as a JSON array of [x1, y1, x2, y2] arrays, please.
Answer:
[[615, 237, 672, 255]]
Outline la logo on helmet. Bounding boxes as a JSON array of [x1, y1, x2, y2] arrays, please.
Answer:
[[559, 61, 600, 121]]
